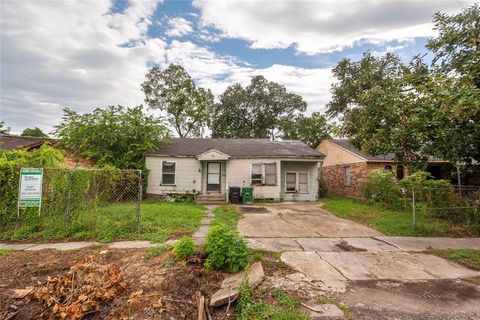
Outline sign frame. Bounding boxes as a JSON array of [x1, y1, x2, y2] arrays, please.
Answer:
[[17, 168, 44, 217]]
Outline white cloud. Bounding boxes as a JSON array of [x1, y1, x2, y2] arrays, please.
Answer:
[[193, 0, 469, 54], [165, 17, 194, 37]]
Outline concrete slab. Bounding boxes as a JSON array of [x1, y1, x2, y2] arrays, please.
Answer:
[[0, 243, 38, 250], [318, 252, 480, 281], [341, 237, 399, 252], [26, 241, 98, 251], [246, 238, 303, 252], [238, 203, 380, 238], [108, 241, 154, 249], [295, 238, 343, 252], [200, 217, 213, 225], [376, 236, 480, 251], [193, 237, 206, 246], [192, 225, 210, 238], [281, 251, 347, 292]]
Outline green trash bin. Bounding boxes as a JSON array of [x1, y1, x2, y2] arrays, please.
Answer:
[[242, 187, 254, 204]]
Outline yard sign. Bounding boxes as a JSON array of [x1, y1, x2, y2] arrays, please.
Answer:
[[18, 168, 43, 208]]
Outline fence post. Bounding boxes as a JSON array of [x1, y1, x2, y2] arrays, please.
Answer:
[[412, 187, 416, 232], [64, 170, 72, 226], [136, 170, 142, 230]]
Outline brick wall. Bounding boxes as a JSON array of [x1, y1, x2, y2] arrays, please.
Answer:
[[323, 162, 404, 196]]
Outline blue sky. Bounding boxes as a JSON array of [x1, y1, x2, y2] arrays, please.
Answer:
[[0, 0, 472, 134]]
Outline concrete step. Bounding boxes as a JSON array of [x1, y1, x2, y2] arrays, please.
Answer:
[[196, 194, 227, 204]]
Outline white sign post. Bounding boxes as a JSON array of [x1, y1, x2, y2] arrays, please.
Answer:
[[18, 168, 44, 217]]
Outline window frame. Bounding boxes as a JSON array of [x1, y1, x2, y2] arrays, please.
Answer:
[[161, 161, 176, 186], [250, 163, 277, 186], [284, 171, 310, 193], [343, 166, 351, 186]]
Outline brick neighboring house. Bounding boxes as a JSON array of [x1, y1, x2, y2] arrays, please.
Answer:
[[316, 139, 453, 196]]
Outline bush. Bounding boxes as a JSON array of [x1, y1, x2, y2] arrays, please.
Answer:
[[361, 169, 402, 209], [172, 236, 195, 260], [204, 224, 249, 273]]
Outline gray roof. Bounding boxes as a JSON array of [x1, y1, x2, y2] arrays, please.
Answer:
[[0, 134, 57, 151], [148, 138, 325, 159], [328, 139, 396, 161]]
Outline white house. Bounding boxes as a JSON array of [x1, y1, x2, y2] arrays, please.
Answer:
[[145, 138, 325, 202]]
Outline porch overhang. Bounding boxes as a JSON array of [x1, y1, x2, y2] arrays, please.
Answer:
[[196, 148, 231, 161]]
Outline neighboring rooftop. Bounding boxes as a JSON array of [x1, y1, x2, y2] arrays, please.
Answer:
[[148, 138, 325, 159], [328, 138, 397, 161], [0, 134, 56, 151]]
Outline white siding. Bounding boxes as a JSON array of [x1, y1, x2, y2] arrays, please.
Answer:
[[226, 158, 282, 200], [280, 161, 319, 201], [146, 156, 202, 194]]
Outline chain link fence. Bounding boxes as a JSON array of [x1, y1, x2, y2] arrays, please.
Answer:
[[1, 168, 142, 235]]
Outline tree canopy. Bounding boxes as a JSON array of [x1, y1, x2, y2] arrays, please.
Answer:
[[282, 112, 331, 148], [211, 75, 307, 139], [21, 127, 48, 137], [54, 105, 169, 169], [326, 4, 480, 166], [0, 121, 10, 134], [142, 64, 214, 138]]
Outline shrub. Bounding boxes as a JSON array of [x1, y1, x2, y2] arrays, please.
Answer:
[[361, 169, 402, 209], [204, 224, 249, 273], [144, 244, 172, 259], [172, 236, 195, 260]]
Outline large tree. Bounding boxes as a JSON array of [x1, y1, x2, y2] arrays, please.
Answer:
[[0, 121, 10, 134], [211, 75, 307, 139], [282, 112, 331, 148], [54, 105, 169, 169], [21, 127, 48, 137], [326, 5, 480, 166], [141, 64, 214, 138]]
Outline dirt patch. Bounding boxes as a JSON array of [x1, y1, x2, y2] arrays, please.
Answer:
[[238, 206, 270, 213], [0, 247, 228, 320], [335, 240, 367, 252]]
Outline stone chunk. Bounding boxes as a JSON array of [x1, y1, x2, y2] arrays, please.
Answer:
[[210, 262, 265, 307], [301, 303, 345, 319]]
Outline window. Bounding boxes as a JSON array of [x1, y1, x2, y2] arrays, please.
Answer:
[[162, 161, 176, 185], [343, 167, 351, 186], [251, 163, 277, 186], [396, 165, 404, 180], [285, 172, 309, 193]]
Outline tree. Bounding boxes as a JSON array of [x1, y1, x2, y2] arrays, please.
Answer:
[[211, 75, 307, 139], [54, 105, 169, 169], [141, 64, 214, 138], [21, 127, 48, 137], [326, 5, 480, 166], [0, 121, 10, 134], [282, 112, 331, 148]]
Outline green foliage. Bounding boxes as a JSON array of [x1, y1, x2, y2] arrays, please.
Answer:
[[428, 248, 480, 271], [172, 236, 195, 260], [0, 121, 9, 134], [0, 249, 14, 258], [142, 64, 214, 138], [21, 127, 48, 137], [204, 224, 249, 273], [212, 205, 239, 229], [326, 5, 480, 166], [236, 282, 308, 320], [399, 171, 450, 189], [282, 112, 331, 148], [361, 169, 402, 209], [322, 196, 476, 237], [211, 75, 307, 140], [54, 105, 169, 169], [144, 244, 172, 259]]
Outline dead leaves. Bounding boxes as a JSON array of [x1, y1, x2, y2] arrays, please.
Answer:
[[29, 255, 127, 320]]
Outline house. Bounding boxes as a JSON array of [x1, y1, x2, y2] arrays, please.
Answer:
[[0, 134, 56, 150], [145, 138, 325, 202], [316, 139, 453, 196]]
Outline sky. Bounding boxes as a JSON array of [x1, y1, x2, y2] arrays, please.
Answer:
[[0, 0, 474, 135]]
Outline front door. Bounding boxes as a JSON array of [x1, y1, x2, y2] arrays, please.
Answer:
[[207, 162, 221, 192]]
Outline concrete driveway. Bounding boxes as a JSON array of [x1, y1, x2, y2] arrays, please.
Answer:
[[237, 202, 480, 319]]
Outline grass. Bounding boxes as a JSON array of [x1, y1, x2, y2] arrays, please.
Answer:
[[236, 283, 309, 320], [0, 201, 205, 243], [427, 248, 480, 270], [212, 204, 239, 229], [322, 196, 470, 237], [143, 244, 172, 259], [0, 249, 14, 258]]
